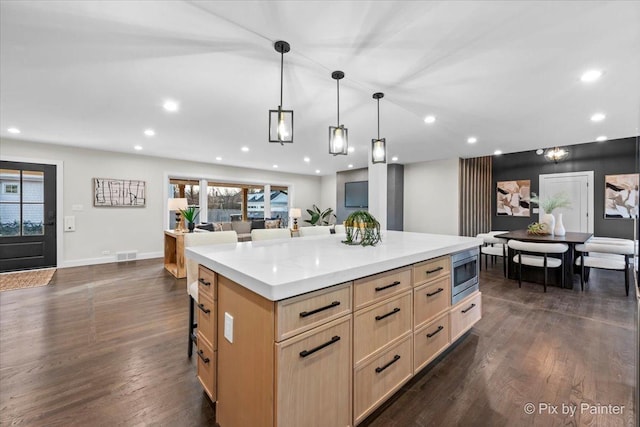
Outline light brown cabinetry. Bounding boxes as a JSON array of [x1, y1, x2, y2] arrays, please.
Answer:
[[414, 311, 450, 373], [450, 291, 482, 342], [164, 230, 185, 278], [413, 256, 450, 286], [413, 275, 451, 329], [196, 265, 217, 401], [353, 266, 412, 310]]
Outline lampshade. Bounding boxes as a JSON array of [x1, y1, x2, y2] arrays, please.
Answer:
[[329, 71, 348, 155], [168, 198, 188, 211], [269, 41, 293, 144], [289, 208, 302, 218], [544, 147, 569, 163]]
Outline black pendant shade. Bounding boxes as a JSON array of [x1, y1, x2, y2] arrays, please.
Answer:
[[329, 71, 348, 155], [371, 92, 386, 164], [269, 40, 293, 144]]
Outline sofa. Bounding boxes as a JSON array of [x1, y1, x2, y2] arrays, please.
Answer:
[[196, 219, 281, 242]]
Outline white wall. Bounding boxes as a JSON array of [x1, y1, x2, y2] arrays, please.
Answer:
[[320, 174, 337, 214], [404, 158, 459, 235], [1, 138, 322, 267]]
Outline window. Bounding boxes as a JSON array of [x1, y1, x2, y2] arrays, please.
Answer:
[[3, 183, 18, 194]]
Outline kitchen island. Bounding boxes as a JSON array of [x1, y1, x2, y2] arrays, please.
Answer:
[[186, 231, 482, 427]]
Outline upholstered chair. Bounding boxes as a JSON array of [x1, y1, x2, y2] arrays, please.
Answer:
[[298, 226, 332, 237], [250, 228, 292, 241], [507, 240, 569, 292], [575, 239, 634, 295]]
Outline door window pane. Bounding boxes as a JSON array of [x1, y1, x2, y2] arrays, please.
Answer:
[[22, 171, 44, 203], [0, 203, 20, 236], [0, 169, 20, 202], [23, 203, 44, 235]]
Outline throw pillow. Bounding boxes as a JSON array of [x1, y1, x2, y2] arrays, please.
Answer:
[[196, 223, 215, 232], [265, 219, 280, 229], [251, 219, 266, 229]]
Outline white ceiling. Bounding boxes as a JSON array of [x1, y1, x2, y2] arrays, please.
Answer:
[[1, 1, 639, 176]]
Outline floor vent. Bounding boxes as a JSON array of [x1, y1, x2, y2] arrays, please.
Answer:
[[116, 251, 138, 262]]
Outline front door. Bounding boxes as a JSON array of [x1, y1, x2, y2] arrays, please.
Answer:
[[539, 171, 594, 233], [0, 161, 57, 272]]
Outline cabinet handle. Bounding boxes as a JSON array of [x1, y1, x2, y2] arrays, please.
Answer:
[[198, 278, 211, 287], [461, 303, 476, 314], [426, 266, 444, 274], [197, 303, 211, 314], [375, 307, 400, 321], [197, 350, 210, 364], [375, 354, 401, 373], [426, 325, 444, 338], [375, 281, 401, 292], [426, 287, 444, 297], [299, 336, 340, 358], [299, 301, 341, 318]]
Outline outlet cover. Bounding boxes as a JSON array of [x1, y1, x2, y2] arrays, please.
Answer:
[[224, 312, 233, 343]]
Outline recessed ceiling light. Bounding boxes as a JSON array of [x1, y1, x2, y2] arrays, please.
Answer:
[[536, 149, 544, 155], [215, 156, 222, 161], [424, 115, 436, 124], [7, 127, 20, 134], [590, 112, 606, 122], [348, 164, 353, 168], [596, 135, 607, 142], [494, 150, 502, 155], [315, 169, 320, 174], [163, 100, 179, 112], [391, 156, 398, 161], [241, 146, 249, 152], [134, 145, 143, 151], [144, 129, 155, 137], [580, 69, 602, 83], [273, 164, 278, 168], [467, 137, 477, 144], [348, 146, 355, 153], [303, 157, 310, 162]]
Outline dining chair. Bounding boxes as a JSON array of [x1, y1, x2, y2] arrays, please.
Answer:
[[298, 226, 332, 237], [476, 231, 508, 277], [184, 230, 238, 357], [575, 239, 634, 295], [507, 240, 569, 292], [251, 228, 292, 241]]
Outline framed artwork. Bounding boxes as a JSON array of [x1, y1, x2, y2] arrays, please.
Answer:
[[604, 174, 638, 219], [94, 178, 146, 207], [497, 180, 531, 216]]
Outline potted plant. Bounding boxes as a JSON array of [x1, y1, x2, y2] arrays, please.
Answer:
[[304, 205, 336, 226], [342, 210, 381, 246], [530, 192, 571, 235], [180, 206, 200, 232]]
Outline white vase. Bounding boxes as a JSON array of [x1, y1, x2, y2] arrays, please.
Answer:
[[554, 212, 566, 236], [540, 212, 555, 235]]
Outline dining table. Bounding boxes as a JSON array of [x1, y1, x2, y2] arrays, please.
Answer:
[[494, 230, 593, 289]]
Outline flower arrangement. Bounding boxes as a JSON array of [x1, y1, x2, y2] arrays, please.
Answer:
[[530, 192, 571, 213], [342, 210, 381, 246]]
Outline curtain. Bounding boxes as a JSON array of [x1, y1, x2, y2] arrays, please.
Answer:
[[459, 157, 492, 237]]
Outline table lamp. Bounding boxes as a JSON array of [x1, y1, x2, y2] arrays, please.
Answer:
[[289, 208, 301, 231], [168, 198, 188, 232]]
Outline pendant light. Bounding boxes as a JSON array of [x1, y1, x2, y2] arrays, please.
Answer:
[[269, 40, 293, 144], [371, 92, 386, 164], [329, 71, 348, 155]]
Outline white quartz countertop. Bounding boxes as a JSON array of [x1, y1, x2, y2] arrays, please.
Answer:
[[186, 230, 482, 301]]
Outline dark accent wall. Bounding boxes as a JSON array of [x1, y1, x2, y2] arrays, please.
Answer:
[[492, 137, 638, 239], [336, 165, 404, 230]]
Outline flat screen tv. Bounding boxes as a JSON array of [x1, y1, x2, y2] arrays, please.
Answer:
[[345, 181, 368, 208]]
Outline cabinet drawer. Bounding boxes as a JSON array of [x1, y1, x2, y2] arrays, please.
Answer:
[[354, 291, 412, 365], [275, 282, 352, 342], [450, 291, 482, 342], [198, 265, 217, 300], [354, 266, 412, 310], [414, 276, 451, 329], [354, 335, 412, 425], [196, 338, 216, 401], [275, 316, 352, 427], [414, 312, 450, 373], [196, 293, 216, 349], [413, 256, 450, 286]]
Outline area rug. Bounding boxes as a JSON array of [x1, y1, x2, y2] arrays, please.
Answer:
[[0, 268, 56, 292]]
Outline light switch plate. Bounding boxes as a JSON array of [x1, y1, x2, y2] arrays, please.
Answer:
[[64, 216, 75, 231], [224, 312, 233, 343]]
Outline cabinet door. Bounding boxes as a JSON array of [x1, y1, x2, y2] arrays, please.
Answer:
[[196, 338, 216, 401], [275, 316, 352, 427], [413, 275, 450, 329], [196, 292, 216, 349], [450, 291, 482, 342], [414, 312, 450, 373]]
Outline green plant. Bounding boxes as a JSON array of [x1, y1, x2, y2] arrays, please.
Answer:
[[527, 222, 548, 235], [342, 210, 381, 246], [179, 206, 200, 223], [304, 205, 336, 226], [530, 192, 571, 213]]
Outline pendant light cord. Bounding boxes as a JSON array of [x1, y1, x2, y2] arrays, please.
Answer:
[[336, 78, 340, 126], [279, 51, 284, 107], [377, 98, 380, 139]]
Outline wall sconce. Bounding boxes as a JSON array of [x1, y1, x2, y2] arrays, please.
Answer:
[[371, 92, 386, 164], [329, 71, 348, 155], [289, 208, 301, 230], [168, 198, 188, 232], [269, 40, 293, 144], [544, 147, 569, 163]]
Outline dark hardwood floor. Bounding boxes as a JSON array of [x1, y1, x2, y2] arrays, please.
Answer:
[[0, 259, 636, 426]]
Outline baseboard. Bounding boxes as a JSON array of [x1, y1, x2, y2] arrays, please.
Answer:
[[61, 251, 163, 268]]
